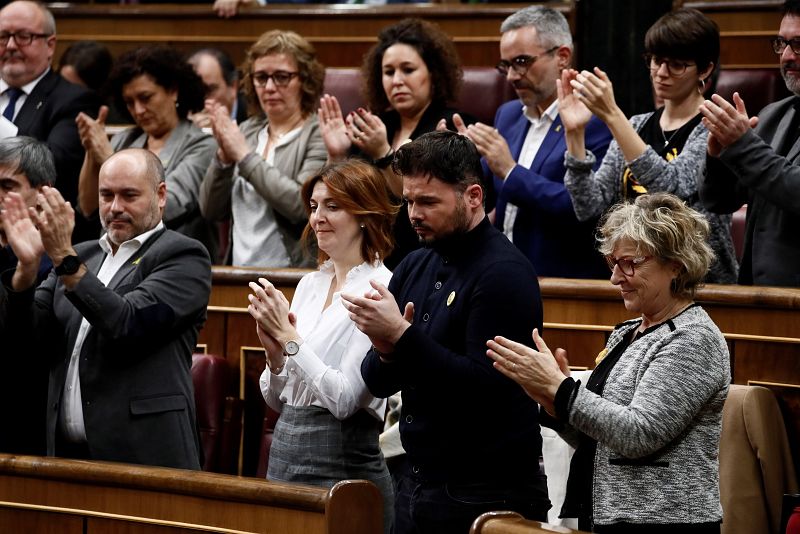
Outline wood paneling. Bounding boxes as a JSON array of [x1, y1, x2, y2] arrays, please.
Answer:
[[0, 455, 382, 534]]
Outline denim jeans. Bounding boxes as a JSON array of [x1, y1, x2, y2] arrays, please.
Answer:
[[393, 469, 549, 534]]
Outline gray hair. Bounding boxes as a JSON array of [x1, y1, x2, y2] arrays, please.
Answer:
[[500, 6, 572, 50], [597, 193, 715, 299], [0, 136, 55, 188]]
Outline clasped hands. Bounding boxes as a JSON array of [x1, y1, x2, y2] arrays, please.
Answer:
[[486, 328, 570, 415], [204, 100, 250, 165], [248, 278, 299, 371], [0, 187, 77, 290], [341, 280, 413, 358]]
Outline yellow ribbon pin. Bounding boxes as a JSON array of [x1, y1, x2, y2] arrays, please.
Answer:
[[446, 291, 456, 306], [131, 257, 142, 265]]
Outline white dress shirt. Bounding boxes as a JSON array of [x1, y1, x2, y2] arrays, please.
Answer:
[[60, 221, 165, 443], [503, 99, 559, 241], [0, 67, 50, 121], [259, 260, 390, 422]]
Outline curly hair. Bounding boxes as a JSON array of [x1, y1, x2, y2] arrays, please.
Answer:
[[597, 193, 715, 299], [240, 30, 325, 117], [362, 18, 463, 113], [108, 45, 205, 122], [301, 159, 399, 266]]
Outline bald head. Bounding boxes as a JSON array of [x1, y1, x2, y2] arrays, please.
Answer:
[[98, 149, 167, 251], [0, 1, 56, 87]]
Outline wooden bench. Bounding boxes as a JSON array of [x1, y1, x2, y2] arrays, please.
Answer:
[[0, 454, 381, 533], [470, 511, 589, 534]]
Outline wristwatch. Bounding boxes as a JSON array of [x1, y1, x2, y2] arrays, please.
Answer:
[[283, 340, 301, 356], [55, 255, 81, 276]]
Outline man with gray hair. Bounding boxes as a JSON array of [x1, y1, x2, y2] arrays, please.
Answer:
[[450, 6, 611, 278], [0, 0, 100, 243], [0, 135, 54, 456]]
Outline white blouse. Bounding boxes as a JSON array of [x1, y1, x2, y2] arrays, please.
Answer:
[[259, 260, 391, 421]]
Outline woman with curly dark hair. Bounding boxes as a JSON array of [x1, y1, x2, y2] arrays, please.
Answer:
[[200, 30, 327, 268], [75, 45, 217, 256], [320, 18, 473, 268]]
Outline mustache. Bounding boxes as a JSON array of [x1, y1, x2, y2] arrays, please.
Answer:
[[783, 62, 800, 71], [411, 221, 431, 232], [512, 80, 533, 91], [1, 51, 24, 61], [104, 214, 133, 225]]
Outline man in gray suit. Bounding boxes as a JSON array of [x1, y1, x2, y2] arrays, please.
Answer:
[[700, 0, 800, 287], [0, 148, 211, 468]]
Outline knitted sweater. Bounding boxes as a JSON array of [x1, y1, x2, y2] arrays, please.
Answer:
[[563, 113, 738, 284], [561, 305, 730, 526]]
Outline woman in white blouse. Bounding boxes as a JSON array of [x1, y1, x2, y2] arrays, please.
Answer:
[[247, 159, 398, 533]]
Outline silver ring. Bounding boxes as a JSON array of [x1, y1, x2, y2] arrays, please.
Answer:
[[512, 362, 517, 371]]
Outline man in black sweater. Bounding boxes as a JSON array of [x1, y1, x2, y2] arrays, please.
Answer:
[[343, 131, 549, 534]]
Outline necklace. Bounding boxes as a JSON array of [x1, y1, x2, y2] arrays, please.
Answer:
[[661, 126, 679, 147], [268, 115, 305, 139]]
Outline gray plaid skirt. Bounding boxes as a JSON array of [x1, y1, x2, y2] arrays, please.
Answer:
[[268, 404, 394, 533]]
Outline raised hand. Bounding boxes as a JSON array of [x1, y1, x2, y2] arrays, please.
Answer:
[[30, 186, 76, 266], [319, 94, 352, 162], [464, 122, 516, 178], [557, 69, 592, 132], [341, 280, 411, 355], [247, 277, 296, 342], [1, 192, 43, 267], [207, 100, 250, 164], [700, 92, 759, 156], [570, 67, 622, 124], [76, 106, 113, 164], [347, 108, 390, 160]]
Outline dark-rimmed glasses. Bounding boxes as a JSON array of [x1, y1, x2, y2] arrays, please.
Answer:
[[252, 71, 299, 88], [0, 31, 51, 47], [644, 54, 695, 77], [495, 46, 559, 77], [605, 255, 652, 276], [771, 37, 800, 55]]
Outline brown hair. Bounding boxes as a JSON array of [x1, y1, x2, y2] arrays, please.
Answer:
[[240, 30, 325, 117], [301, 159, 399, 266], [361, 18, 462, 112], [644, 8, 719, 83]]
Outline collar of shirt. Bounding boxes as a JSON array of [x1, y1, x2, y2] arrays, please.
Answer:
[[522, 99, 558, 127], [99, 220, 164, 256], [0, 67, 50, 96]]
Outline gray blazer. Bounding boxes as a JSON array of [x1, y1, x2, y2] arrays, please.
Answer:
[[560, 305, 730, 526], [112, 120, 218, 257], [199, 115, 326, 267], [700, 95, 800, 286], [0, 229, 211, 469]]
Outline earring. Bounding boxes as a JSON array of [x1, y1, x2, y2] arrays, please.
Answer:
[[697, 78, 706, 95], [359, 223, 365, 229]]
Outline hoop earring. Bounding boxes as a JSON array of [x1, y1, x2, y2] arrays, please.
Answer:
[[697, 78, 706, 95]]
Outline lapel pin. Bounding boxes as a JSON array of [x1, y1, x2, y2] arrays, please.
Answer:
[[35, 101, 42, 110], [131, 257, 142, 265], [446, 291, 456, 307], [555, 124, 562, 132]]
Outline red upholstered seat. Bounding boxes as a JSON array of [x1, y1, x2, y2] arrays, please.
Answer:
[[191, 353, 234, 473]]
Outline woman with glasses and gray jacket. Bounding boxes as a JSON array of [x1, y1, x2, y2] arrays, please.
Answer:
[[557, 8, 737, 284], [200, 30, 326, 267]]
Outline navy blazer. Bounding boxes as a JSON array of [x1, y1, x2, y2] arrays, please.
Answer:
[[1, 229, 211, 468], [490, 100, 612, 279]]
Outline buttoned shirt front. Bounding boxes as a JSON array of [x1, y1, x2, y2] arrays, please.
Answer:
[[59, 221, 165, 442]]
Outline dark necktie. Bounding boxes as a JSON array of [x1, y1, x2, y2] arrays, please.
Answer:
[[3, 87, 22, 122]]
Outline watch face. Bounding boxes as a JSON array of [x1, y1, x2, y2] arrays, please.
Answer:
[[56, 255, 81, 275], [285, 340, 300, 356]]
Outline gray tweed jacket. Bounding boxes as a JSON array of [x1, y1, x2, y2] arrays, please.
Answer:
[[560, 305, 730, 526]]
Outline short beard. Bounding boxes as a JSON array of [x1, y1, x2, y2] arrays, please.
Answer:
[[782, 63, 800, 95], [414, 193, 471, 246]]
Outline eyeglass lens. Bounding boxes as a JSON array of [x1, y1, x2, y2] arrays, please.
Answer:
[[772, 37, 800, 55], [252, 71, 296, 87]]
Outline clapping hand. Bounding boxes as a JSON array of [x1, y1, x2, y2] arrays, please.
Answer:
[[700, 92, 759, 157], [557, 69, 592, 133], [319, 94, 352, 162]]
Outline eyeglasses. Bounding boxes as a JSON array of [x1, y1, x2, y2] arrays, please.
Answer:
[[771, 37, 800, 55], [605, 255, 652, 276], [252, 71, 299, 88], [0, 31, 51, 47], [495, 46, 559, 76], [644, 54, 696, 77]]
